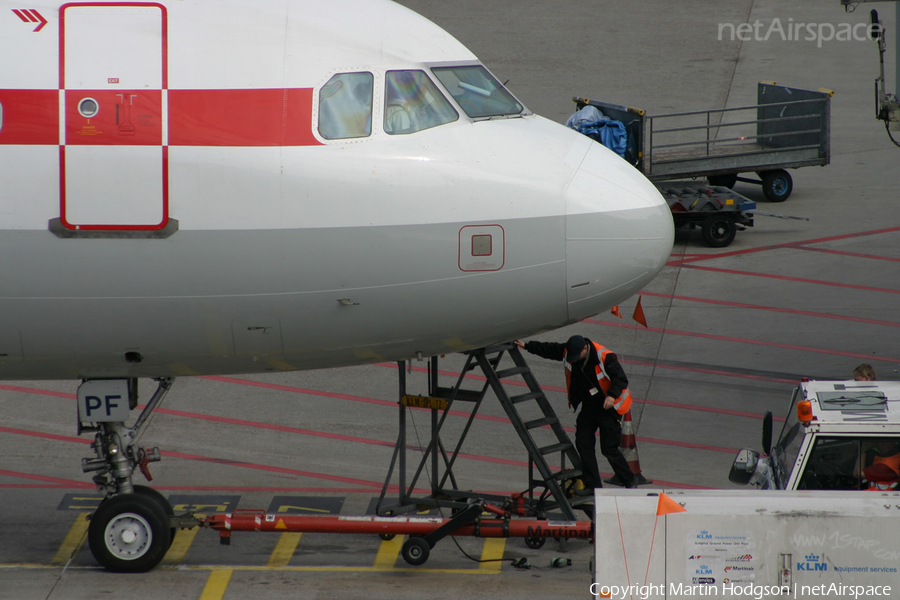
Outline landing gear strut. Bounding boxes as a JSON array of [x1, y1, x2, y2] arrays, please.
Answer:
[[77, 377, 175, 572]]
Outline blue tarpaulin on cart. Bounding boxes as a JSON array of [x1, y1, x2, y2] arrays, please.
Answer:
[[566, 106, 628, 159]]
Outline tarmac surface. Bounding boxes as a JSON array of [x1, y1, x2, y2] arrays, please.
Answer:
[[2, 1, 900, 599]]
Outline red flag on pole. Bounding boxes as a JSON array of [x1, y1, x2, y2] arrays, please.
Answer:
[[632, 296, 648, 328], [611, 305, 622, 318]]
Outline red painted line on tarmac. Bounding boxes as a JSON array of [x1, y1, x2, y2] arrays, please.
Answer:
[[793, 245, 900, 263], [0, 425, 404, 493], [682, 264, 900, 295], [0, 384, 75, 399], [636, 398, 785, 423], [154, 485, 387, 493], [154, 406, 528, 468], [640, 291, 900, 329], [0, 468, 91, 488], [668, 226, 900, 266], [201, 375, 517, 426], [161, 449, 407, 492], [587, 318, 900, 364], [0, 425, 89, 445], [0, 382, 744, 464], [377, 361, 785, 417], [209, 374, 742, 454], [625, 357, 796, 386]]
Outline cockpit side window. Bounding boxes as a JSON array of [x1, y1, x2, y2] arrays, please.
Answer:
[[431, 65, 523, 119], [384, 70, 458, 135], [318, 72, 373, 140]]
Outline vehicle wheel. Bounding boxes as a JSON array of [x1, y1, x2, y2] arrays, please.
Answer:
[[701, 215, 736, 248], [133, 485, 176, 549], [379, 533, 396, 541], [524, 536, 546, 549], [760, 169, 792, 202], [88, 493, 172, 572], [400, 536, 431, 566], [707, 174, 737, 188]]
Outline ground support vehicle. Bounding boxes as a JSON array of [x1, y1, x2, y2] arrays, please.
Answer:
[[593, 489, 899, 598], [730, 379, 900, 491], [573, 82, 832, 202]]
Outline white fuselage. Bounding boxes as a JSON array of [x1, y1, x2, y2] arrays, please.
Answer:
[[0, 0, 674, 379]]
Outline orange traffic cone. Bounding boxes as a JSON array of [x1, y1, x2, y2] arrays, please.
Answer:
[[604, 409, 651, 486]]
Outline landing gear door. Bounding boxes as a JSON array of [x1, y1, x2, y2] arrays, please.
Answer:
[[60, 3, 167, 231]]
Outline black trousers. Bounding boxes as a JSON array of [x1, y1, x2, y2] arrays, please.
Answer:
[[574, 401, 634, 488]]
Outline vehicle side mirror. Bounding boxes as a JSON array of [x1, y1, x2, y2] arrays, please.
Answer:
[[762, 411, 773, 455], [729, 448, 760, 485]]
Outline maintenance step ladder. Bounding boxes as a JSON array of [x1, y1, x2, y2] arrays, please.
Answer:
[[376, 342, 588, 522]]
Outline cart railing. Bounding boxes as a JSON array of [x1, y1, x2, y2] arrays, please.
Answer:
[[646, 95, 829, 174]]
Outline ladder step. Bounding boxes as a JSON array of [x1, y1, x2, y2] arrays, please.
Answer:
[[494, 366, 529, 379], [551, 468, 582, 481], [509, 391, 542, 404], [524, 416, 558, 430], [539, 442, 573, 455]]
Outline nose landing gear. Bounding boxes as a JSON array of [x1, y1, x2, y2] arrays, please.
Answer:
[[77, 377, 176, 572]]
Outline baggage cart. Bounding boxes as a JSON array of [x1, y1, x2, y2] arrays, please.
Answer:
[[573, 82, 832, 202]]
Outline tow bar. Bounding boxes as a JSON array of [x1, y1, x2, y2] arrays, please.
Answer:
[[190, 499, 593, 566]]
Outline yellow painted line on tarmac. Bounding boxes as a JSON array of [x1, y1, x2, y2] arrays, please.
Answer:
[[266, 532, 303, 568], [163, 527, 201, 564], [51, 512, 90, 566], [372, 535, 404, 569], [0, 563, 501, 575], [478, 538, 506, 573], [198, 568, 233, 600]]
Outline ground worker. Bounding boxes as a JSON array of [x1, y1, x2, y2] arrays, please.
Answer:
[[514, 335, 637, 494]]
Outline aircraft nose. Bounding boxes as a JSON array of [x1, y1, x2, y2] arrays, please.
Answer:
[[565, 143, 674, 322]]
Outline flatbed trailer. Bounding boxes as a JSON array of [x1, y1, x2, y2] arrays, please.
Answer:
[[573, 82, 832, 202]]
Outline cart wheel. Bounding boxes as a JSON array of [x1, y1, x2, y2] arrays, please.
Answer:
[[88, 493, 172, 572], [524, 536, 546, 549], [701, 215, 736, 248], [401, 536, 431, 566], [760, 170, 792, 202], [707, 174, 737, 189], [379, 533, 396, 541]]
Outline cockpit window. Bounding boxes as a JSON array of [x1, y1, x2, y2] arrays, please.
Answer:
[[318, 72, 373, 140], [431, 65, 523, 119], [384, 70, 458, 135]]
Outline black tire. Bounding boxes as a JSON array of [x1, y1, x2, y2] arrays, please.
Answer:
[[707, 174, 737, 188], [88, 493, 172, 572], [400, 536, 431, 566], [760, 169, 792, 202], [379, 533, 396, 541], [701, 215, 736, 248], [524, 536, 546, 549], [133, 485, 176, 549]]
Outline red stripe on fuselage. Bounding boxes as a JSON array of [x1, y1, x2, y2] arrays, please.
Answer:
[[168, 88, 322, 146], [0, 88, 323, 146], [0, 90, 59, 145]]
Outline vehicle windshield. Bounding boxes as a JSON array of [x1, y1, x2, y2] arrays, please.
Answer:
[[431, 65, 523, 119], [771, 387, 803, 488]]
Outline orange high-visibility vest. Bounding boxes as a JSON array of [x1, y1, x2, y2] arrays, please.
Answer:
[[866, 480, 899, 491], [563, 341, 632, 415]]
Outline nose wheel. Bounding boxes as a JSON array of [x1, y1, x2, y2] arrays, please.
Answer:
[[88, 493, 172, 572]]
